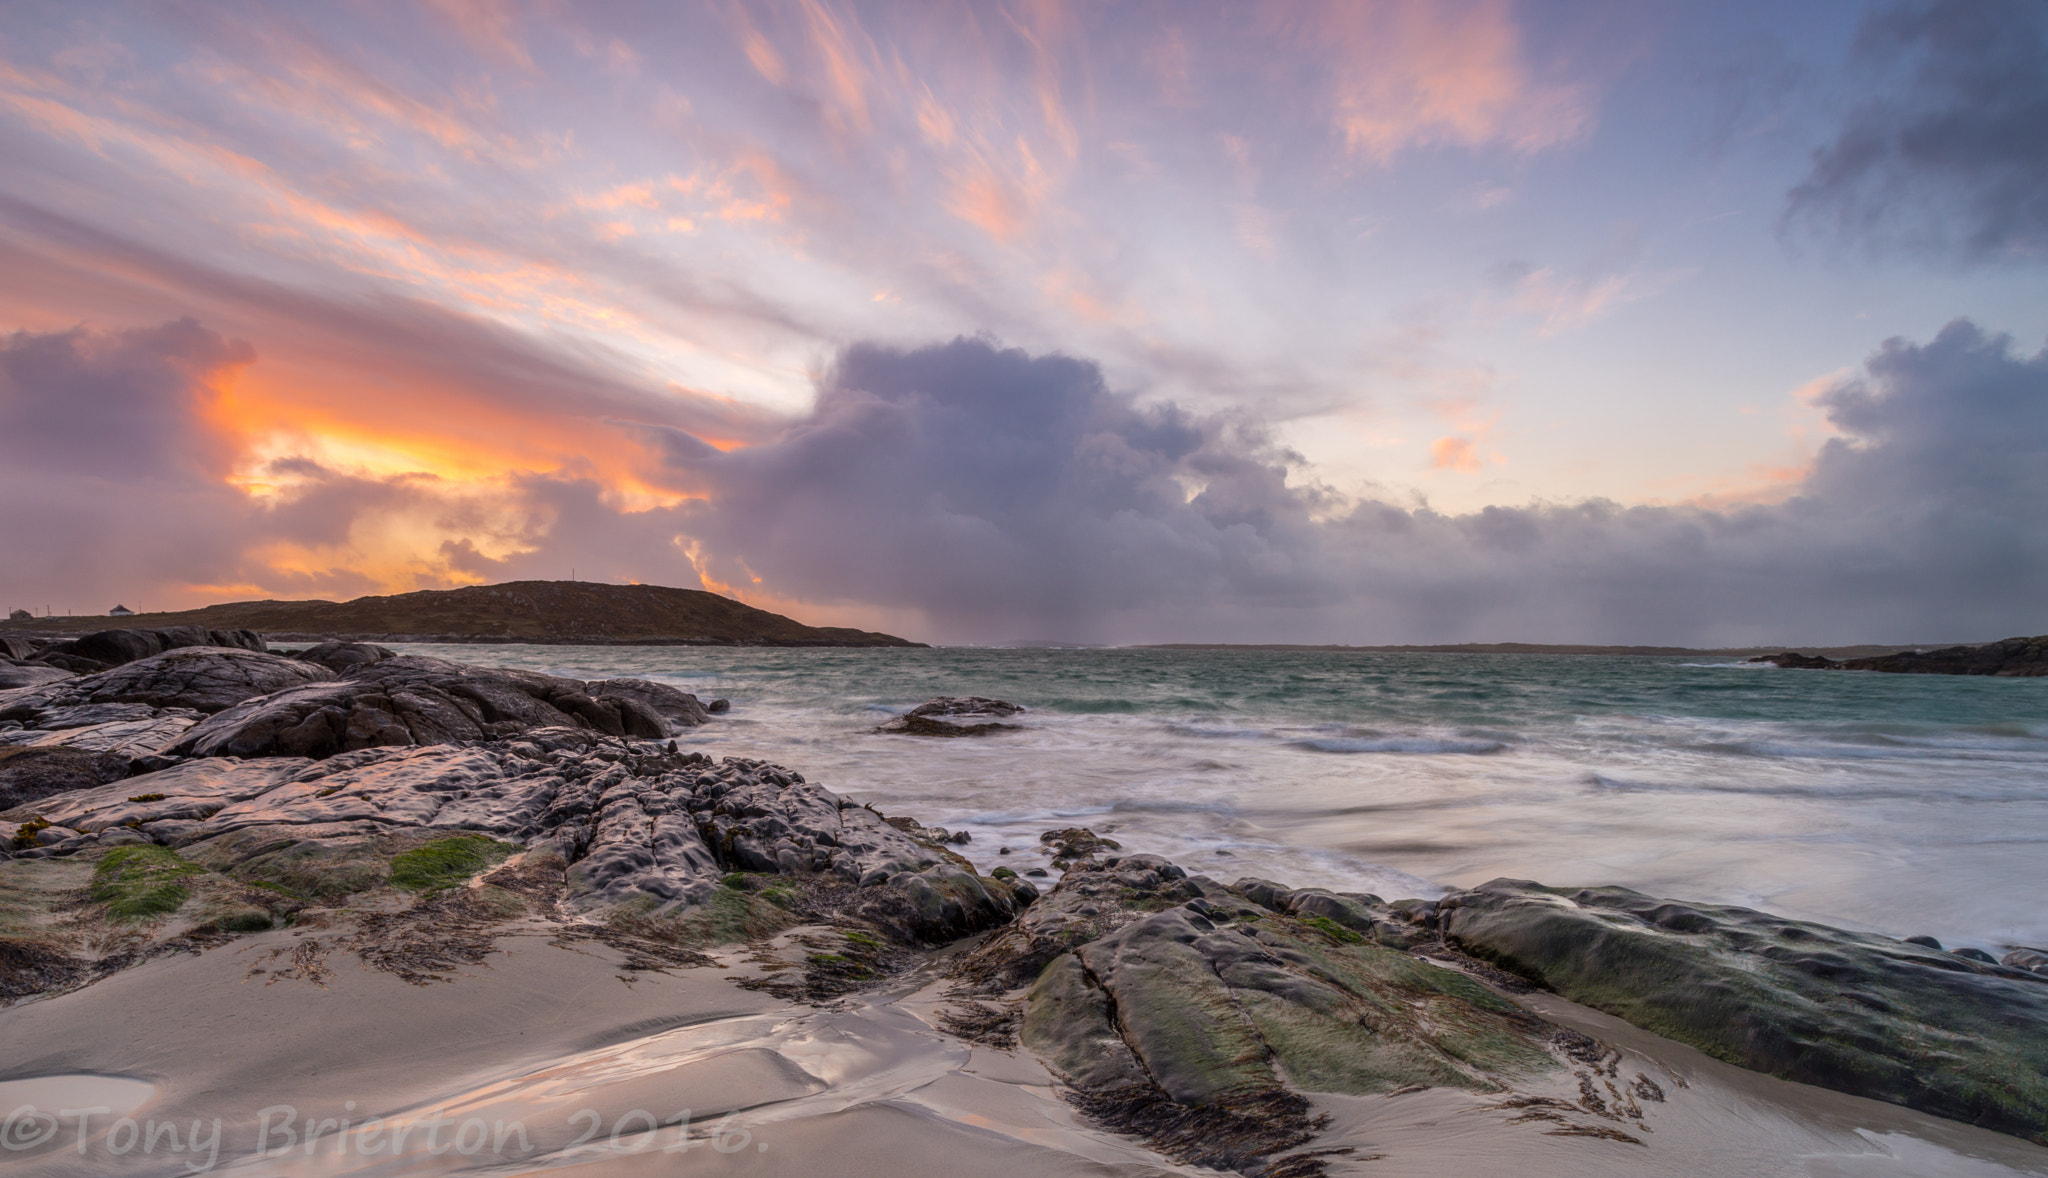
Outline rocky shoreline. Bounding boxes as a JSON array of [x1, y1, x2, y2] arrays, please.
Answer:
[[3, 634, 2047, 1172]]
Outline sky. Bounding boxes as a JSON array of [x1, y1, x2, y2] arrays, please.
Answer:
[[1, 0, 2045, 646]]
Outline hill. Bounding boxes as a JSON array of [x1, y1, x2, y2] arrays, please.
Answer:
[[1, 581, 922, 647]]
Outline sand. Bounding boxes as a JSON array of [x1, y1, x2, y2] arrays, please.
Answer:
[[2, 924, 2046, 1176]]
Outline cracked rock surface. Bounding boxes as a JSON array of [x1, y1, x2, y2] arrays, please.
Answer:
[[4, 726, 1022, 944], [0, 647, 340, 762]]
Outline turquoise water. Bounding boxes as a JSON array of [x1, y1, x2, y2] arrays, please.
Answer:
[[399, 645, 2048, 953]]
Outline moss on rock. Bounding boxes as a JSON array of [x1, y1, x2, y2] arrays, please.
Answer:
[[89, 845, 206, 921], [389, 835, 519, 893]]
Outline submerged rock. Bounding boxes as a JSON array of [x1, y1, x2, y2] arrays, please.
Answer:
[[876, 696, 1025, 736], [1038, 825, 1120, 867], [1440, 879, 2048, 1144]]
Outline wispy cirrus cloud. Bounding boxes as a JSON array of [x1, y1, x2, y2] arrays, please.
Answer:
[[1297, 0, 1593, 163]]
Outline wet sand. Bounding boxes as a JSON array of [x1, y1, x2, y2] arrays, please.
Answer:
[[3, 925, 2045, 1176]]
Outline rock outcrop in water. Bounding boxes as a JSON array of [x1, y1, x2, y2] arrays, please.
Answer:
[[1751, 634, 2048, 676], [875, 696, 1025, 736]]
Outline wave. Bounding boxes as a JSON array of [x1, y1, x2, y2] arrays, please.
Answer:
[[1165, 723, 1274, 740], [1109, 797, 1241, 815], [1703, 739, 2045, 764], [1293, 736, 1508, 755], [1582, 771, 2046, 803]]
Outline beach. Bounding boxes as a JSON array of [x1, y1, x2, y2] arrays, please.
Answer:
[[4, 642, 2048, 1176], [5, 910, 2047, 1175]]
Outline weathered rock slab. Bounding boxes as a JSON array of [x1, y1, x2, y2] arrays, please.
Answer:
[[23, 626, 268, 673], [1441, 878, 2048, 1143], [0, 664, 71, 690], [168, 657, 711, 760], [5, 731, 1016, 945], [0, 646, 335, 717]]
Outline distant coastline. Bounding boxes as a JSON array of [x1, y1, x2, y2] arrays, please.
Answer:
[[1, 580, 923, 648], [1137, 641, 1978, 659]]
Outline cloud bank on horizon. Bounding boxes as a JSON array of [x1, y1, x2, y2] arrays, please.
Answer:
[[1, 0, 2044, 645]]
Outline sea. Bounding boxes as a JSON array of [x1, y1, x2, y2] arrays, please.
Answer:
[[396, 644, 2048, 955]]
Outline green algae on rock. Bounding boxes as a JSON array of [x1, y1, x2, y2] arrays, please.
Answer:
[[388, 834, 518, 892], [89, 845, 207, 920], [1441, 878, 2048, 1144]]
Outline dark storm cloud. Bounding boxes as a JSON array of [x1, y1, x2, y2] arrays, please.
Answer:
[[1788, 0, 2048, 262], [663, 329, 2048, 645], [654, 338, 1334, 639]]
